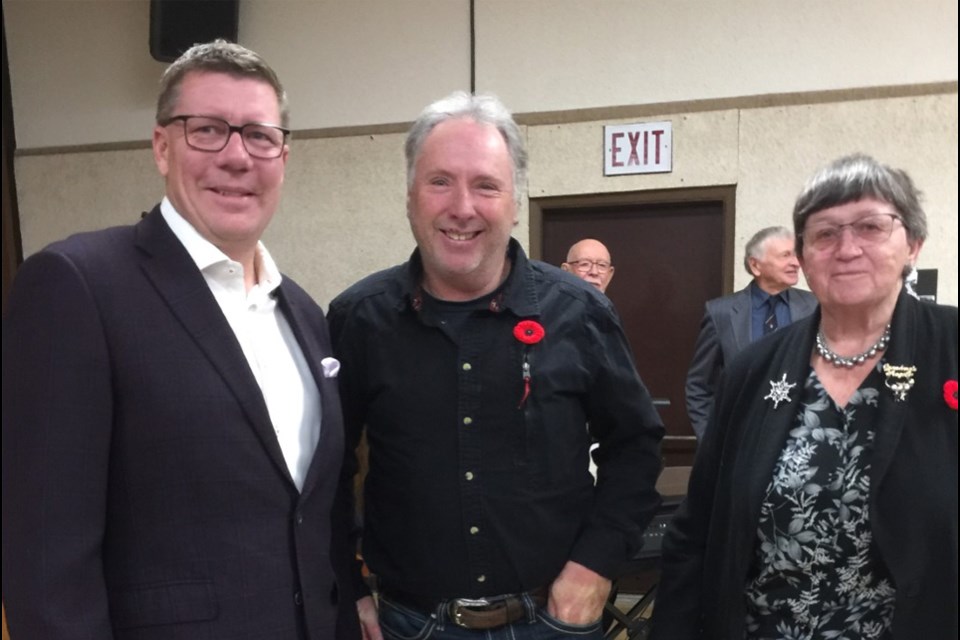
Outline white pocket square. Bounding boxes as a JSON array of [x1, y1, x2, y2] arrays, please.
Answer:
[[321, 357, 340, 378]]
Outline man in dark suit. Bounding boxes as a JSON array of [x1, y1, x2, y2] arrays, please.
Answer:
[[685, 226, 817, 438], [2, 41, 359, 640]]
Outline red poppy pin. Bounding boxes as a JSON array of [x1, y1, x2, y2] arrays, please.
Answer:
[[514, 320, 545, 345], [514, 320, 545, 408], [943, 380, 958, 410]]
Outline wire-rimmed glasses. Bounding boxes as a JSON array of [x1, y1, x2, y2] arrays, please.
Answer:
[[565, 259, 612, 273], [803, 213, 903, 251]]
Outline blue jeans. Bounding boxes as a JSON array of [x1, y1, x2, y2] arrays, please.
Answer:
[[377, 593, 604, 640]]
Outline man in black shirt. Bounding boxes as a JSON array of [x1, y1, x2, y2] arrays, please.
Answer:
[[328, 91, 664, 639]]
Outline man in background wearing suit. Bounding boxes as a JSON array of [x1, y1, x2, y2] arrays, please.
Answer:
[[685, 226, 817, 438], [2, 41, 359, 639]]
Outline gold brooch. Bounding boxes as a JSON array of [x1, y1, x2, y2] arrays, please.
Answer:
[[883, 364, 916, 402]]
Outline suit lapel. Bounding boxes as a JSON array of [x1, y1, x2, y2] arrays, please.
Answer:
[[729, 287, 753, 352], [740, 312, 820, 526], [788, 289, 817, 320], [868, 293, 915, 496], [275, 284, 343, 499], [133, 207, 293, 485]]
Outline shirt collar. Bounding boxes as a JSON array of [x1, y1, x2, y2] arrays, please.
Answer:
[[750, 279, 788, 309], [400, 238, 540, 318], [159, 197, 282, 294]]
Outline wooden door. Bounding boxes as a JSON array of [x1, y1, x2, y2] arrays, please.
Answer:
[[536, 189, 733, 466]]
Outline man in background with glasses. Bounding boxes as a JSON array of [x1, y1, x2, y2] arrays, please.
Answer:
[[561, 238, 615, 294], [684, 226, 817, 439], [2, 41, 360, 639]]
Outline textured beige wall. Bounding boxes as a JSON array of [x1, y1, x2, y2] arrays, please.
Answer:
[[737, 94, 958, 297], [17, 149, 163, 256], [3, 0, 471, 149], [528, 110, 740, 198], [478, 0, 958, 114], [241, 1, 471, 131], [4, 0, 956, 148], [4, 0, 166, 148], [16, 91, 957, 308], [264, 133, 411, 308]]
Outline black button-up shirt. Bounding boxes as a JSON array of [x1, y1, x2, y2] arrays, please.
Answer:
[[328, 240, 663, 599]]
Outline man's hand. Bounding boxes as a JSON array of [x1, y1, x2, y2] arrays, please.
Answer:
[[357, 595, 383, 640], [547, 560, 612, 624]]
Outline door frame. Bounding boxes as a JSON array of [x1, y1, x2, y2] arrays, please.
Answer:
[[529, 185, 738, 466], [529, 185, 738, 296]]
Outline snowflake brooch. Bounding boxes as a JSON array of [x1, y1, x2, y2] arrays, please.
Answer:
[[764, 373, 796, 409]]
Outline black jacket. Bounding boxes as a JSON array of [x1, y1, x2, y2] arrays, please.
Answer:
[[653, 291, 958, 640]]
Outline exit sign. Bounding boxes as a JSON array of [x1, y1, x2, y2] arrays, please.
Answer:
[[604, 121, 672, 176]]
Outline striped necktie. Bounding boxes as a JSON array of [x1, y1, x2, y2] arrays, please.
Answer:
[[763, 296, 780, 335]]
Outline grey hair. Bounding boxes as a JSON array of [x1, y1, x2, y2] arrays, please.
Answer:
[[404, 91, 527, 205], [743, 226, 794, 276], [156, 39, 289, 128], [793, 153, 927, 255]]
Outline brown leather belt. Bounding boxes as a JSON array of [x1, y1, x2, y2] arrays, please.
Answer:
[[382, 587, 548, 630]]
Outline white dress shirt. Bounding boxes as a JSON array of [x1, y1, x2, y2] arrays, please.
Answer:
[[160, 198, 320, 490]]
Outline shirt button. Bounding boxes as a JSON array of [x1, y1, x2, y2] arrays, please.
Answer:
[[465, 471, 474, 481], [476, 575, 486, 583], [469, 526, 479, 535], [462, 362, 472, 371], [463, 417, 473, 426], [295, 512, 304, 525], [294, 591, 303, 606]]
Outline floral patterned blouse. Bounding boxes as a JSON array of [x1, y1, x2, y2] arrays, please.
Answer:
[[744, 364, 896, 640]]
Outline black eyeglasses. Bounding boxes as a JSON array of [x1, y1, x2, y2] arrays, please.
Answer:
[[160, 115, 289, 159], [803, 213, 903, 251]]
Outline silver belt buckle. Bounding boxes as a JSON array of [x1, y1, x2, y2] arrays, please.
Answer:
[[451, 597, 490, 628]]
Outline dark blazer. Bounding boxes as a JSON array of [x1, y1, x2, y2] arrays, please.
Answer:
[[685, 284, 817, 437], [653, 292, 958, 640], [1, 207, 361, 640]]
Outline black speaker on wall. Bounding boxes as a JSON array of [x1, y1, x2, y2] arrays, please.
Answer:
[[149, 0, 240, 63]]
